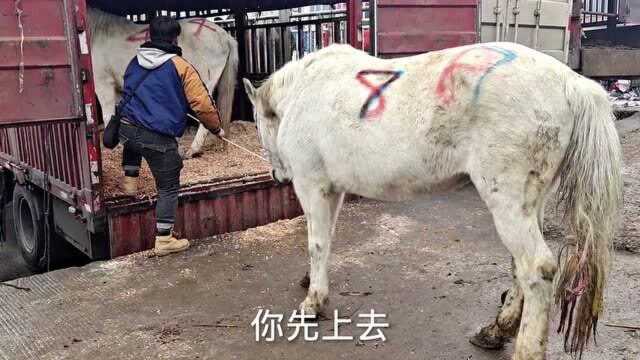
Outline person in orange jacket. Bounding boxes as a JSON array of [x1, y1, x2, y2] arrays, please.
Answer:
[[117, 15, 224, 256]]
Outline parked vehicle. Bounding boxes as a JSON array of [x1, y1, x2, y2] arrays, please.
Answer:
[[0, 0, 301, 270]]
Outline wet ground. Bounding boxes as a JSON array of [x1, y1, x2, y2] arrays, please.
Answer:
[[1, 185, 639, 360]]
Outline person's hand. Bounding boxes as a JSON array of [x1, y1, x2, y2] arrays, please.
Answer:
[[215, 128, 226, 139]]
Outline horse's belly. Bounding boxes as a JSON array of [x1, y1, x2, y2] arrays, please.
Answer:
[[338, 172, 470, 202]]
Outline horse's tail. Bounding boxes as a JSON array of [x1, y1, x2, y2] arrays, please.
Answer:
[[554, 74, 623, 356], [215, 37, 239, 131]]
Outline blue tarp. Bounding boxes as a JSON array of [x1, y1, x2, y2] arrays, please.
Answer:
[[88, 0, 343, 15]]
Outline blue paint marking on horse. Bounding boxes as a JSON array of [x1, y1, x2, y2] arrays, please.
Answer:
[[472, 46, 518, 103]]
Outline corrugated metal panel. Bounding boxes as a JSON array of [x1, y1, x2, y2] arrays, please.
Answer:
[[376, 0, 479, 57], [107, 176, 303, 258], [0, 128, 9, 153], [2, 121, 85, 190]]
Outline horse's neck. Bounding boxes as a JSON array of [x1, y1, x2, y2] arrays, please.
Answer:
[[88, 7, 140, 39]]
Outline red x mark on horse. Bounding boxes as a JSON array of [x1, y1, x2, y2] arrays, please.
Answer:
[[356, 70, 404, 120], [188, 18, 217, 37]]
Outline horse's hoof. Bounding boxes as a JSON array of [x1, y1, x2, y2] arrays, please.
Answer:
[[299, 300, 318, 317], [299, 272, 310, 289], [469, 326, 507, 350]]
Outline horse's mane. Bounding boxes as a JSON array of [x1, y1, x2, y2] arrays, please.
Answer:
[[257, 44, 357, 107], [88, 7, 137, 39]]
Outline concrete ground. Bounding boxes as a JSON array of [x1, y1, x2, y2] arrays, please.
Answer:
[[0, 186, 639, 360]]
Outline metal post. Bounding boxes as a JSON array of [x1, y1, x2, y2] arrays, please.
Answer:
[[279, 10, 293, 65], [370, 0, 377, 56], [315, 23, 322, 50], [297, 24, 304, 59], [607, 0, 618, 35], [233, 11, 249, 121], [347, 0, 363, 48], [568, 0, 582, 69]]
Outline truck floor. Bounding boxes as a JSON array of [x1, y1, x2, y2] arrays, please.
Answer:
[[1, 188, 638, 360]]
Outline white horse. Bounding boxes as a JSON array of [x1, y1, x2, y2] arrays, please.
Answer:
[[243, 43, 622, 359], [89, 8, 238, 157]]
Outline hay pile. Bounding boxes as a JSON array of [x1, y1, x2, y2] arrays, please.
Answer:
[[102, 121, 271, 199]]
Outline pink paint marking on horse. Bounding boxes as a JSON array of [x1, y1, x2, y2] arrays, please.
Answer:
[[435, 47, 507, 106], [126, 28, 150, 42], [188, 18, 217, 37]]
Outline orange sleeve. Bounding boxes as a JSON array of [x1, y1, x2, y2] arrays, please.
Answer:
[[172, 56, 222, 132]]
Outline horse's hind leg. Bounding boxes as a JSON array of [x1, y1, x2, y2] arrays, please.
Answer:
[[474, 174, 556, 360], [470, 258, 524, 349], [471, 196, 547, 349], [294, 180, 345, 315]]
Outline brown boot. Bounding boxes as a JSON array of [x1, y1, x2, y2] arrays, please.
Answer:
[[155, 235, 190, 256], [123, 176, 138, 196]]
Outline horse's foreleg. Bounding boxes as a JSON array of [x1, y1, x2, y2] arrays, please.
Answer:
[[296, 183, 344, 316], [187, 124, 210, 158], [470, 257, 524, 349], [478, 181, 556, 360]]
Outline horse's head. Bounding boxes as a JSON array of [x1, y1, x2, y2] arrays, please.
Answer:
[[243, 78, 291, 184]]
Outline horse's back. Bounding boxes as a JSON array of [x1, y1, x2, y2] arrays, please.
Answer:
[[280, 43, 578, 200]]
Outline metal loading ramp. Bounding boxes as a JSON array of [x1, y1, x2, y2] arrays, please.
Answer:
[[1, 193, 639, 360]]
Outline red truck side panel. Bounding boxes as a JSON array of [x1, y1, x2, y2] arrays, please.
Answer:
[[107, 176, 303, 258], [0, 0, 101, 219], [0, 0, 82, 124], [376, 0, 478, 57]]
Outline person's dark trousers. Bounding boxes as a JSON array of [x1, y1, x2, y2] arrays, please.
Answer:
[[119, 121, 183, 235]]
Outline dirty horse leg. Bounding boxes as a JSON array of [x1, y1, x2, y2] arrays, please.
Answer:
[[295, 180, 345, 315], [470, 197, 547, 349], [186, 124, 210, 158], [474, 175, 556, 360], [470, 258, 524, 349]]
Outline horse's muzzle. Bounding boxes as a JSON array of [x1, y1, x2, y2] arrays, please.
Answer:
[[271, 169, 291, 185]]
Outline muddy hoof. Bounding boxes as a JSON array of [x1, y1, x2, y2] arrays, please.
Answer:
[[469, 326, 507, 350], [299, 272, 310, 289]]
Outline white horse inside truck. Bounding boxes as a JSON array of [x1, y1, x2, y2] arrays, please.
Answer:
[[89, 8, 238, 157], [244, 43, 622, 359]]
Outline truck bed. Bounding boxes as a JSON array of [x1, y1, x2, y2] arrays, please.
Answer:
[[101, 121, 271, 199]]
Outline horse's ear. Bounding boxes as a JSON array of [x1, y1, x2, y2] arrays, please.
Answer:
[[243, 78, 256, 105]]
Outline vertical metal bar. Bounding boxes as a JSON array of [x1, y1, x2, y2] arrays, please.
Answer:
[[503, 0, 511, 41], [533, 0, 542, 49], [266, 27, 273, 72], [370, 0, 377, 56], [494, 0, 502, 41], [347, 0, 363, 48], [315, 23, 322, 50], [250, 28, 258, 73], [258, 29, 266, 74], [513, 0, 520, 43], [607, 0, 618, 34], [297, 23, 304, 58], [280, 26, 286, 67], [233, 10, 249, 121]]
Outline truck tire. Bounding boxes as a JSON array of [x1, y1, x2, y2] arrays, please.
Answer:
[[12, 184, 46, 271]]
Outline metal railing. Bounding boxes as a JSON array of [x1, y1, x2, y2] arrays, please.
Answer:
[[219, 6, 350, 80], [582, 0, 625, 27]]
